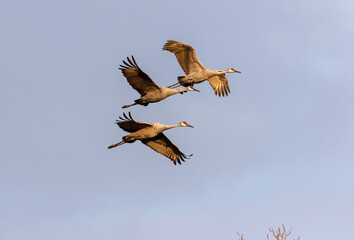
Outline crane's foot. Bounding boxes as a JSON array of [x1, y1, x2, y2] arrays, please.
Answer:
[[168, 83, 182, 88]]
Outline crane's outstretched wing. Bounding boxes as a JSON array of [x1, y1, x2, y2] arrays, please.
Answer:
[[207, 74, 231, 97], [116, 112, 151, 133], [163, 40, 205, 75], [142, 133, 192, 165], [119, 56, 160, 96]]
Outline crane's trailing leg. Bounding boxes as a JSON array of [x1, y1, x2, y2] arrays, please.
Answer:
[[167, 82, 181, 88], [107, 141, 125, 149], [122, 103, 138, 108], [122, 99, 149, 108]]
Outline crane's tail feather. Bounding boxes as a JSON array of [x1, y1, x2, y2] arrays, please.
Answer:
[[177, 76, 184, 83], [177, 76, 195, 87], [107, 141, 125, 149]]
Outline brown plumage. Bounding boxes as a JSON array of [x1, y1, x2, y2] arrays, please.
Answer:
[[108, 112, 193, 165], [119, 56, 199, 108], [163, 40, 241, 97]]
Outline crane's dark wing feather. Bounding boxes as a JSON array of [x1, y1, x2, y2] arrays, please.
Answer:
[[141, 133, 192, 165], [207, 74, 230, 97], [163, 40, 205, 75], [116, 112, 151, 133], [119, 56, 160, 95]]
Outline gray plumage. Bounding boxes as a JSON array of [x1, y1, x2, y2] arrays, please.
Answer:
[[162, 40, 241, 97], [107, 112, 193, 165], [119, 56, 199, 108]]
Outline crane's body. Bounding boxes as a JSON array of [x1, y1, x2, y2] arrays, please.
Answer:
[[179, 68, 234, 85], [134, 87, 190, 104], [163, 40, 241, 97], [108, 112, 193, 165], [119, 56, 199, 108], [123, 122, 179, 142]]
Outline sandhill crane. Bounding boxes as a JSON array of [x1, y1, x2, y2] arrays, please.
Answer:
[[119, 56, 199, 108], [163, 40, 241, 97], [107, 112, 193, 165]]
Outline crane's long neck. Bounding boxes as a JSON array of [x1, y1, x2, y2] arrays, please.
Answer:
[[160, 123, 181, 132], [214, 70, 228, 75], [164, 87, 188, 96]]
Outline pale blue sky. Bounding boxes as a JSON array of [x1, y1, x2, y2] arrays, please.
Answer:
[[0, 0, 353, 239]]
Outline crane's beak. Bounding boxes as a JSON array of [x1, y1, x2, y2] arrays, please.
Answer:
[[187, 124, 194, 128], [193, 88, 200, 92], [231, 68, 241, 73]]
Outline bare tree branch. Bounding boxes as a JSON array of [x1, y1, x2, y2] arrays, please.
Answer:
[[237, 225, 300, 240], [236, 232, 244, 240]]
